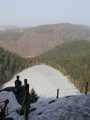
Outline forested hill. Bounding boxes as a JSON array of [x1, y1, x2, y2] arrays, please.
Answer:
[[38, 40, 90, 92], [0, 23, 90, 57], [0, 47, 36, 84], [0, 40, 90, 93]]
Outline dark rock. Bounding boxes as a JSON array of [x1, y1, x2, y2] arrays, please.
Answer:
[[48, 100, 56, 104]]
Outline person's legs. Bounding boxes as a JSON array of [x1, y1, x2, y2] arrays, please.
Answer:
[[15, 87, 17, 92]]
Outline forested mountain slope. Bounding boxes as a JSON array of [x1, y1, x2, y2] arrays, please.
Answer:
[[0, 23, 90, 57], [0, 40, 90, 93], [38, 40, 90, 92], [0, 47, 36, 84]]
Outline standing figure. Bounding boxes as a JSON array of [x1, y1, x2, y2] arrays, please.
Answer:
[[15, 75, 22, 92]]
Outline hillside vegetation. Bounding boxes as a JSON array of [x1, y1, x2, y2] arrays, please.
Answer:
[[0, 47, 37, 84], [37, 40, 90, 92], [0, 40, 90, 93], [0, 31, 22, 42], [0, 23, 90, 57]]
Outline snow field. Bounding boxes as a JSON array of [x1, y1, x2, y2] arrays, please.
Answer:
[[0, 64, 90, 120], [1, 91, 89, 120], [29, 93, 90, 120], [2, 64, 80, 99], [0, 91, 21, 114]]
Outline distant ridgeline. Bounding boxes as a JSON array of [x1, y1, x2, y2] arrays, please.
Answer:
[[0, 40, 90, 93], [0, 23, 90, 57]]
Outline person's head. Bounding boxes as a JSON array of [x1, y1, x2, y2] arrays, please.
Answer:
[[16, 75, 19, 80]]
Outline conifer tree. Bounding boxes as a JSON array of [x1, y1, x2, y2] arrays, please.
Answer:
[[30, 88, 39, 103]]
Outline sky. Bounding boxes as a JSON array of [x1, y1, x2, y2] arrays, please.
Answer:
[[0, 0, 90, 27]]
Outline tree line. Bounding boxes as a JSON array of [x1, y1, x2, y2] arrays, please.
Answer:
[[0, 47, 37, 84], [37, 40, 90, 93], [0, 40, 90, 93]]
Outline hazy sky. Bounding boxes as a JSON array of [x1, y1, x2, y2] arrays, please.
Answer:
[[0, 0, 90, 27]]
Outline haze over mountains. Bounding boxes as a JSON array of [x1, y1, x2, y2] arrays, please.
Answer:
[[0, 23, 90, 57], [0, 26, 21, 30]]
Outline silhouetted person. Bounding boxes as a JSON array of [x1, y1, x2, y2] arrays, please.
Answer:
[[15, 75, 22, 92]]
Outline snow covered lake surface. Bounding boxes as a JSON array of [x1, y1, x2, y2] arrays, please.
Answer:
[[2, 64, 80, 99]]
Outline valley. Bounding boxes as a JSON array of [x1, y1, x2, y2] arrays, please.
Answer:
[[0, 23, 90, 57], [0, 24, 90, 94]]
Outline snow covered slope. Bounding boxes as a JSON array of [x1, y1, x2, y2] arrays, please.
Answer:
[[29, 93, 90, 120], [2, 91, 90, 120], [1, 64, 90, 120], [0, 91, 21, 114], [2, 64, 80, 99]]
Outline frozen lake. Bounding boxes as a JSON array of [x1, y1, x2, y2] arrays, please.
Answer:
[[2, 64, 80, 98]]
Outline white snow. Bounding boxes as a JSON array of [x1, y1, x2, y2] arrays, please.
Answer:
[[0, 64, 90, 120], [2, 64, 80, 100], [0, 91, 21, 114], [4, 92, 90, 120], [6, 112, 22, 120], [29, 93, 90, 120]]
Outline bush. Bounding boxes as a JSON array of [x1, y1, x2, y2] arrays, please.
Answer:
[[30, 88, 39, 103]]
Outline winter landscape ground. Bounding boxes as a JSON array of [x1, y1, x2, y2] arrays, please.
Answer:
[[0, 64, 90, 120], [2, 64, 80, 98]]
